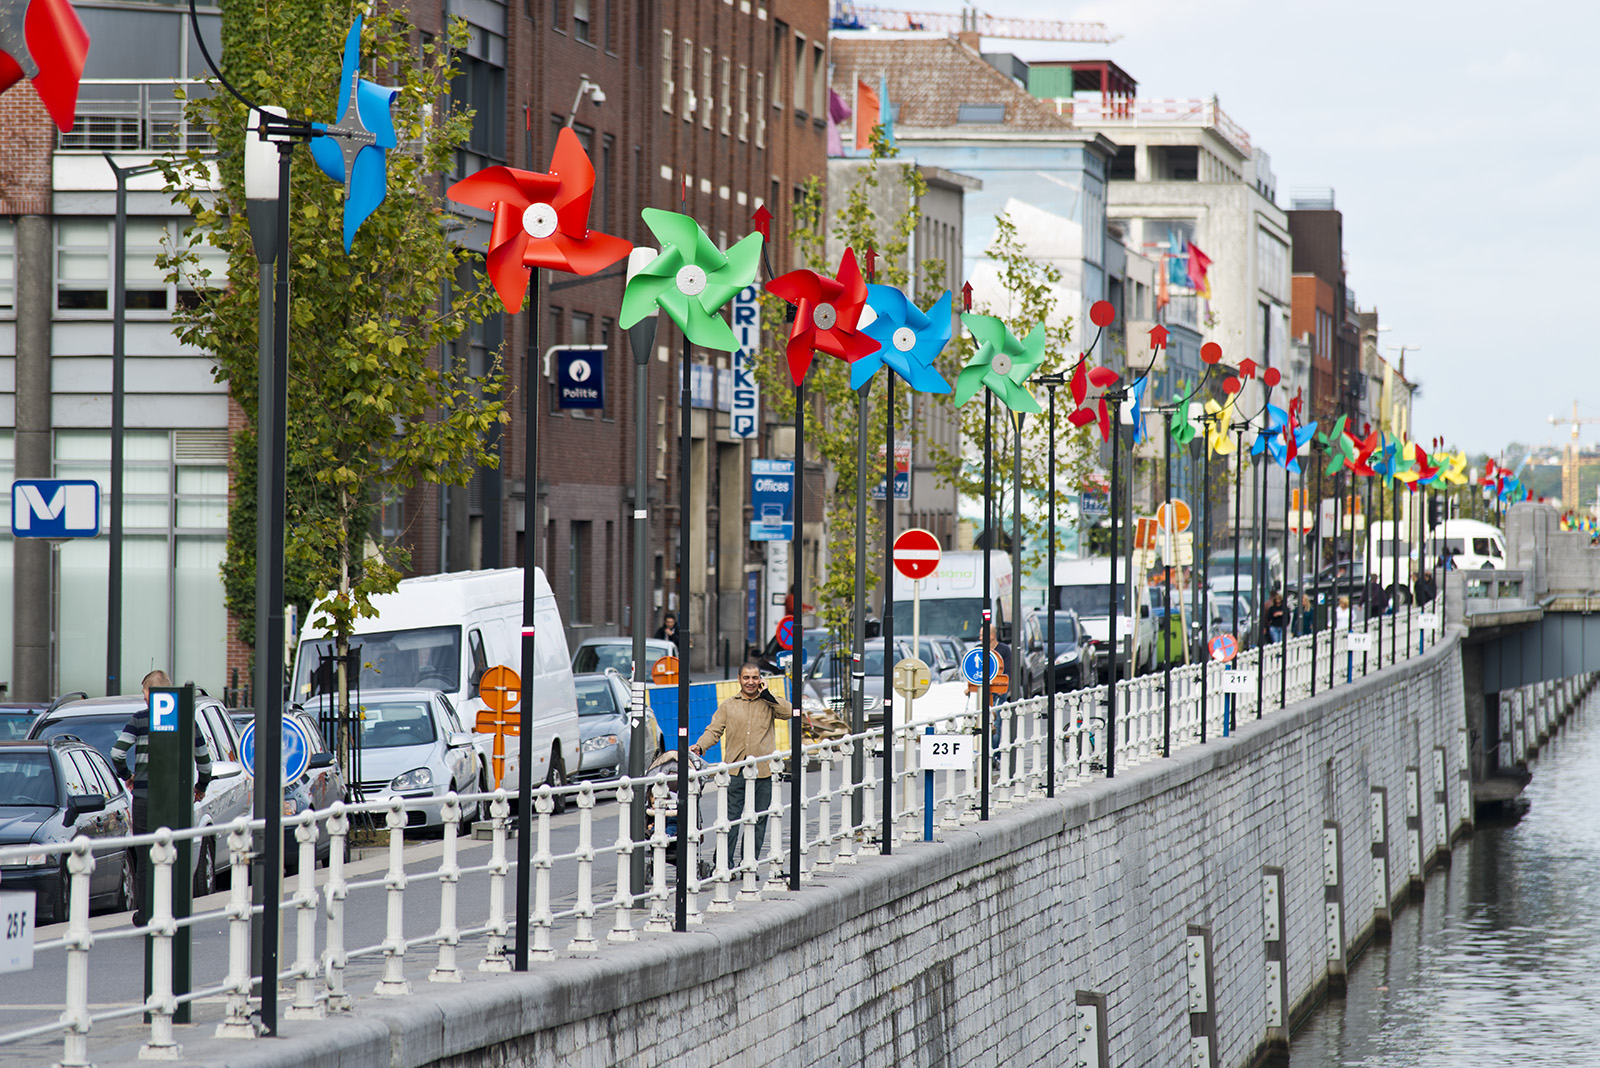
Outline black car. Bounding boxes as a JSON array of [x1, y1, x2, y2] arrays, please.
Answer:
[[803, 640, 890, 724], [1018, 609, 1091, 694], [0, 738, 135, 923]]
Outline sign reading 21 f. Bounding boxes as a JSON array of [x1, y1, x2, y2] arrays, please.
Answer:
[[11, 480, 101, 539]]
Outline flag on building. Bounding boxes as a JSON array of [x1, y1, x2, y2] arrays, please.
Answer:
[[827, 88, 851, 156], [1166, 228, 1188, 287], [1186, 242, 1213, 299], [855, 77, 879, 151], [879, 73, 896, 149]]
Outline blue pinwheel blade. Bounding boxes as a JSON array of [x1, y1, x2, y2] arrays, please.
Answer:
[[335, 18, 361, 123], [308, 127, 346, 183], [356, 78, 399, 149], [343, 146, 388, 252], [849, 352, 885, 391]]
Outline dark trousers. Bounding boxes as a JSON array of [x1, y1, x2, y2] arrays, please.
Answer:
[[726, 775, 772, 868], [131, 793, 149, 925]]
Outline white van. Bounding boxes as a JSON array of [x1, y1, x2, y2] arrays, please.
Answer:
[[1050, 556, 1154, 681], [1367, 519, 1415, 599], [1429, 519, 1507, 572], [889, 550, 1012, 646], [291, 567, 580, 792]]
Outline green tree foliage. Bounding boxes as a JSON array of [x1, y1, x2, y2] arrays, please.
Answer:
[[160, 2, 506, 687]]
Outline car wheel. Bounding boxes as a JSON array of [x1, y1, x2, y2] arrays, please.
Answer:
[[192, 836, 216, 899], [546, 750, 568, 815], [114, 851, 134, 913]]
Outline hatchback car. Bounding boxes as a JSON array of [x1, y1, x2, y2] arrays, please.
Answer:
[[0, 738, 135, 923], [29, 694, 253, 897], [571, 637, 679, 677], [572, 671, 664, 786]]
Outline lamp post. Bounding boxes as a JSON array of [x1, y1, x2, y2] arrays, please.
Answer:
[[1037, 372, 1065, 796], [624, 248, 658, 897]]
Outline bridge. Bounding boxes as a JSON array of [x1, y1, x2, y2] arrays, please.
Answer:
[[1, 503, 1594, 1068]]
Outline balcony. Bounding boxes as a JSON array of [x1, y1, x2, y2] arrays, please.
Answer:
[[1072, 97, 1251, 158], [56, 80, 214, 154]]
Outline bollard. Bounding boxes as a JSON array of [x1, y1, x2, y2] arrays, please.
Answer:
[[375, 800, 411, 995], [568, 785, 599, 951], [323, 803, 352, 1010], [480, 791, 513, 969], [287, 816, 324, 1018], [430, 794, 463, 981], [59, 840, 96, 1068], [609, 781, 639, 940], [215, 820, 257, 1037], [140, 832, 181, 1060]]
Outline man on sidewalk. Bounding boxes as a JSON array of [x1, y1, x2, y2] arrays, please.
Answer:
[[690, 662, 794, 868]]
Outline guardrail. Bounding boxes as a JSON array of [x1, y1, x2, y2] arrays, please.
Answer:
[[0, 605, 1435, 1064], [55, 79, 214, 154]]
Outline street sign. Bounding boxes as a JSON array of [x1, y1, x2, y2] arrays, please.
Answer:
[[1344, 631, 1375, 654], [1209, 633, 1239, 662], [1417, 612, 1440, 631], [892, 528, 942, 580], [1134, 516, 1159, 552], [240, 716, 313, 787], [868, 440, 912, 501], [775, 615, 795, 651], [730, 285, 761, 437], [919, 733, 973, 770], [1220, 669, 1255, 693], [750, 458, 795, 542], [553, 345, 605, 410], [479, 665, 521, 713], [893, 657, 932, 701], [150, 691, 178, 733], [960, 647, 1003, 685], [651, 656, 679, 685], [0, 892, 34, 974], [11, 479, 99, 538], [1156, 498, 1192, 533]]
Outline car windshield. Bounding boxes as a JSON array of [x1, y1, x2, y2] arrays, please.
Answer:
[[574, 678, 619, 716], [573, 643, 639, 674], [1052, 585, 1128, 618], [356, 702, 438, 749], [891, 598, 988, 640], [0, 751, 57, 806], [0, 711, 39, 741], [294, 626, 462, 701], [32, 716, 124, 761], [813, 647, 887, 679]]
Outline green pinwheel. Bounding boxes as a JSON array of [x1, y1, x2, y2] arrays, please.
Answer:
[[954, 314, 1045, 414], [619, 208, 762, 352], [1317, 414, 1358, 476]]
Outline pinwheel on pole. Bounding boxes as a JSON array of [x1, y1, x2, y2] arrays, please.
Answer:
[[620, 208, 757, 919], [308, 16, 399, 251], [765, 247, 875, 872], [0, 0, 88, 131], [1231, 362, 1282, 718]]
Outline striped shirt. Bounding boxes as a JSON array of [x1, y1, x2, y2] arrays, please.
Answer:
[[109, 709, 214, 796]]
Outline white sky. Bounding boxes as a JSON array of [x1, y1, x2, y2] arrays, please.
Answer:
[[881, 0, 1600, 453]]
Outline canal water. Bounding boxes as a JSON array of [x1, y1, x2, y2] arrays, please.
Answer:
[[1289, 695, 1600, 1066]]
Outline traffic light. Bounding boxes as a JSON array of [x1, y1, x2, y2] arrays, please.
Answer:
[[1427, 496, 1445, 528]]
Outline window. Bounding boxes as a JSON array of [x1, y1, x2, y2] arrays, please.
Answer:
[[737, 64, 749, 141], [0, 221, 12, 313], [719, 56, 731, 135], [661, 29, 674, 112], [55, 218, 224, 315], [771, 23, 786, 112], [700, 47, 712, 129], [550, 0, 562, 29], [957, 103, 1005, 123], [452, 53, 507, 177], [792, 35, 806, 112], [570, 521, 591, 621], [60, 751, 93, 797], [681, 38, 694, 120], [1153, 145, 1199, 181], [812, 44, 825, 118], [1110, 144, 1136, 181], [599, 135, 614, 230], [573, 0, 590, 42], [467, 629, 488, 697], [203, 706, 239, 762], [754, 71, 766, 147], [1256, 227, 1288, 303], [572, 311, 592, 346]]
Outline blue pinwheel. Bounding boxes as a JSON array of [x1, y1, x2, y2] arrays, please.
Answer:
[[853, 286, 953, 393], [1126, 375, 1149, 442], [309, 16, 400, 251], [1250, 401, 1288, 465]]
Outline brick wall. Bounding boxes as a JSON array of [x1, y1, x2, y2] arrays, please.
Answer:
[[0, 83, 53, 216]]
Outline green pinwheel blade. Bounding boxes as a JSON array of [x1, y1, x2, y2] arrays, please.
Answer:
[[618, 249, 681, 329], [961, 313, 1010, 352], [641, 208, 715, 263], [683, 301, 740, 352], [704, 231, 762, 312], [952, 362, 991, 407], [1009, 324, 1048, 383], [995, 377, 1042, 415]]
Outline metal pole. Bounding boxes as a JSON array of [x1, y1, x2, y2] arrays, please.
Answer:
[[1009, 411, 1023, 778], [1330, 471, 1343, 693], [1363, 475, 1373, 675], [627, 311, 657, 897], [790, 378, 805, 888], [515, 269, 544, 966], [1106, 397, 1120, 778], [1045, 382, 1057, 796], [1310, 457, 1321, 695], [881, 373, 895, 854], [106, 158, 127, 699], [1162, 413, 1172, 756], [851, 385, 869, 829], [1200, 443, 1209, 742], [1280, 460, 1290, 707], [677, 332, 694, 919], [1255, 449, 1267, 718], [981, 390, 993, 816]]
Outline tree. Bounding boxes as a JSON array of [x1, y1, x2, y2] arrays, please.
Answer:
[[161, 1, 506, 745]]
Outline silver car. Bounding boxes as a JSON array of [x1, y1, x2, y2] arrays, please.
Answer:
[[309, 689, 489, 831]]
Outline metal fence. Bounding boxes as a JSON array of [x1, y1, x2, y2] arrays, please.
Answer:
[[0, 606, 1438, 1064], [56, 79, 214, 154]]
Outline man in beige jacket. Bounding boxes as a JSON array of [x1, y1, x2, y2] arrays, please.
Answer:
[[690, 662, 791, 866]]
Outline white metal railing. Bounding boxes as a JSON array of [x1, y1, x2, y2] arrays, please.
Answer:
[[1071, 96, 1252, 156], [56, 79, 214, 154], [0, 605, 1452, 1064]]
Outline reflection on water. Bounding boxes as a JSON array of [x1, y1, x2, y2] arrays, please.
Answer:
[[1290, 699, 1600, 1066]]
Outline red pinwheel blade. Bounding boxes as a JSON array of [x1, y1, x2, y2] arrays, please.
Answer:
[[486, 224, 532, 313], [1070, 364, 1088, 406], [544, 229, 635, 276], [767, 269, 828, 306], [24, 0, 89, 132], [0, 51, 22, 95], [1095, 401, 1112, 442], [785, 331, 817, 387], [1068, 408, 1096, 429], [1086, 366, 1119, 388], [547, 126, 596, 234]]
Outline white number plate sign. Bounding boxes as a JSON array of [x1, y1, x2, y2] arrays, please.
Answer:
[[919, 734, 974, 770]]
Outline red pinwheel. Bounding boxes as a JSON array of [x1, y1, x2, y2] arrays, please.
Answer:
[[1067, 360, 1120, 442], [1349, 428, 1379, 477], [0, 0, 89, 132], [765, 247, 879, 386], [446, 126, 632, 313]]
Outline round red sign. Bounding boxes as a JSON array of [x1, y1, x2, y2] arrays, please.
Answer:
[[893, 528, 942, 580]]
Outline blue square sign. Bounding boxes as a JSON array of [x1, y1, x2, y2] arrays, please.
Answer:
[[150, 692, 178, 733], [11, 479, 100, 538], [555, 346, 605, 410]]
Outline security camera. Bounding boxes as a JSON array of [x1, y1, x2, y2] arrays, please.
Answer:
[[589, 86, 606, 106]]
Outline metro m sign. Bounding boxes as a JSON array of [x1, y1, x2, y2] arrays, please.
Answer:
[[11, 479, 100, 538], [730, 285, 760, 438]]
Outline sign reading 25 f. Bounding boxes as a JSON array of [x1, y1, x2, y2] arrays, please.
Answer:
[[11, 480, 101, 539]]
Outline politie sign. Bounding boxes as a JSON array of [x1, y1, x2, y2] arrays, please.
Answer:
[[750, 459, 794, 542], [730, 285, 761, 438], [11, 479, 100, 539], [554, 346, 605, 410]]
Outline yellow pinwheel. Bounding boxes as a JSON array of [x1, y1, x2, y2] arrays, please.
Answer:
[[1204, 393, 1237, 455]]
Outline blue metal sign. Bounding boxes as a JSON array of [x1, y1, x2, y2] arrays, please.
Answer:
[[11, 479, 100, 538], [730, 285, 761, 438], [750, 458, 794, 542], [745, 571, 759, 643], [150, 692, 178, 734], [239, 717, 313, 787], [960, 648, 1004, 685], [555, 346, 605, 410]]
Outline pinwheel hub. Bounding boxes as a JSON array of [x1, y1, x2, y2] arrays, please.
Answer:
[[991, 352, 1013, 376], [892, 326, 916, 352], [675, 263, 708, 296], [521, 202, 558, 239], [812, 302, 837, 330]]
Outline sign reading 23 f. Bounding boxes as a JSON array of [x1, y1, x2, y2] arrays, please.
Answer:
[[11, 480, 101, 539]]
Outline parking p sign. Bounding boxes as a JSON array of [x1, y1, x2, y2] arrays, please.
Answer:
[[150, 691, 178, 733]]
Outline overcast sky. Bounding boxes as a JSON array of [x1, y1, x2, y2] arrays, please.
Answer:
[[893, 0, 1599, 455]]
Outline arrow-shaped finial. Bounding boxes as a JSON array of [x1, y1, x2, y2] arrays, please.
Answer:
[[961, 281, 973, 312], [1148, 324, 1169, 349], [864, 246, 877, 282], [751, 204, 772, 242]]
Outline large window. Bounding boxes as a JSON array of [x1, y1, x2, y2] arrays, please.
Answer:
[[55, 218, 224, 315], [452, 52, 507, 177]]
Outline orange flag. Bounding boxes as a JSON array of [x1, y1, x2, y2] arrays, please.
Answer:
[[855, 77, 879, 151]]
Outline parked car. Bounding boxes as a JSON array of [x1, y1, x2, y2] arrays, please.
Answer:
[[227, 708, 347, 869], [1051, 556, 1156, 681], [0, 692, 87, 742], [0, 738, 135, 923], [572, 671, 664, 786], [571, 637, 680, 677], [1288, 559, 1368, 621], [305, 688, 489, 830], [756, 627, 834, 676], [894, 636, 961, 682], [803, 640, 890, 725], [1018, 609, 1091, 693], [29, 694, 253, 897]]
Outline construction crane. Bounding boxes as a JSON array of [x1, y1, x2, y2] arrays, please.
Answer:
[[831, 3, 1120, 43], [1548, 401, 1600, 510]]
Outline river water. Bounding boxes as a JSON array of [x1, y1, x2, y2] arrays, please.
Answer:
[[1289, 695, 1600, 1066]]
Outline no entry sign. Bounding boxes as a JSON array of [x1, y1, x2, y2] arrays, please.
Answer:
[[893, 528, 942, 580]]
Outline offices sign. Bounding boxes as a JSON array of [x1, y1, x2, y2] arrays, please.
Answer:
[[750, 458, 794, 542]]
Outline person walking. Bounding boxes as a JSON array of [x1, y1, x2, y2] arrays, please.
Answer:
[[111, 669, 214, 924], [689, 662, 791, 869], [1264, 592, 1288, 643], [653, 612, 679, 647]]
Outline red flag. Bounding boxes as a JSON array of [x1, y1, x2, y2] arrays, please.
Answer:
[[855, 77, 879, 151], [1186, 242, 1213, 299]]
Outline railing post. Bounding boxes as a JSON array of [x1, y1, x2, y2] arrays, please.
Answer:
[[645, 780, 673, 932], [684, 773, 703, 923], [737, 763, 762, 901], [430, 794, 463, 981], [762, 756, 788, 891], [530, 786, 556, 958], [480, 791, 513, 968], [286, 815, 324, 1018], [59, 838, 95, 1068], [140, 831, 181, 1059], [323, 803, 351, 1011], [709, 768, 735, 911], [568, 785, 599, 951], [814, 747, 834, 871], [835, 743, 858, 863], [215, 819, 257, 1037], [609, 781, 639, 940], [374, 800, 411, 995]]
